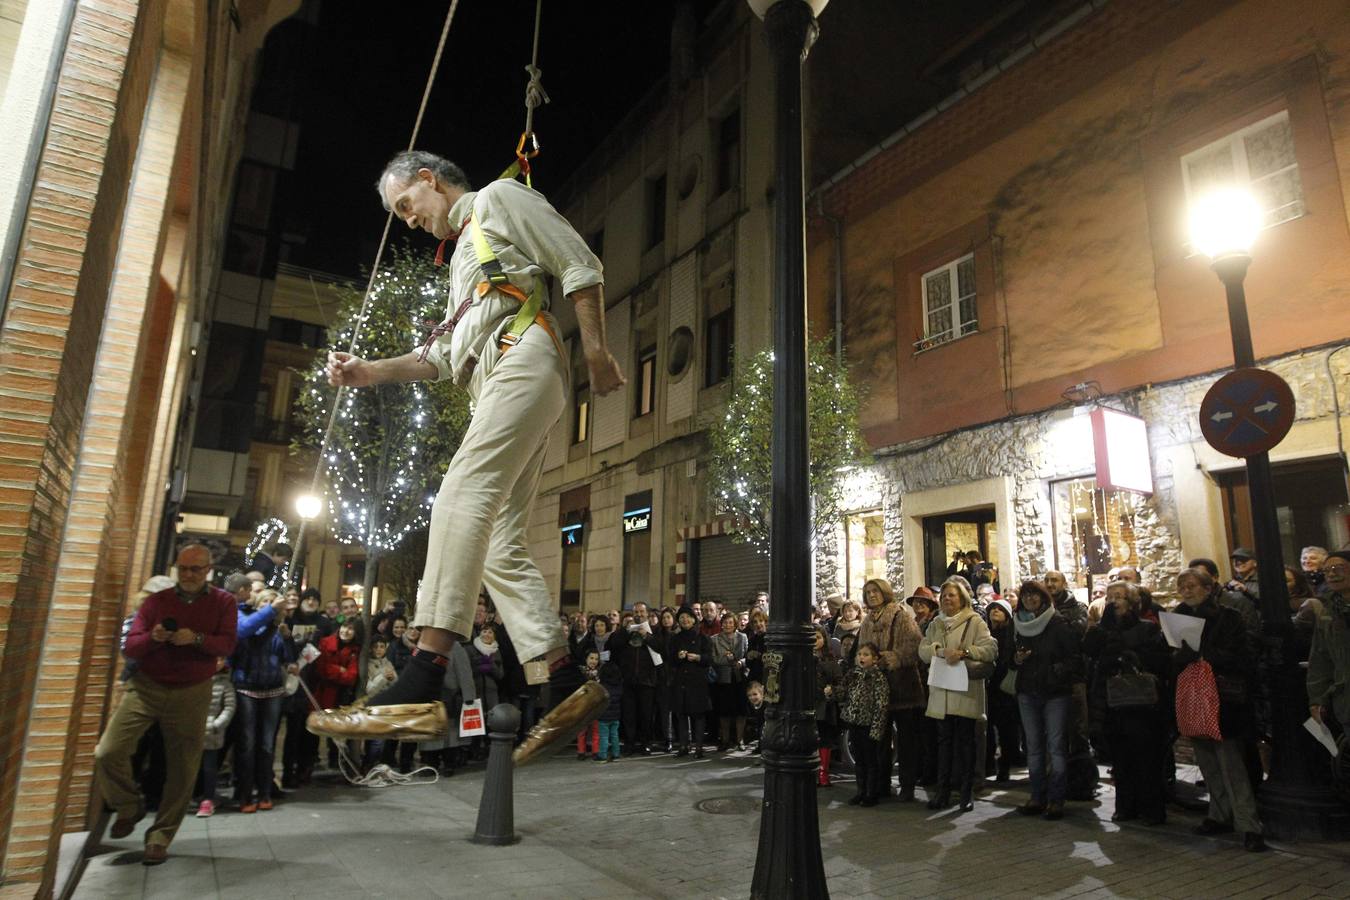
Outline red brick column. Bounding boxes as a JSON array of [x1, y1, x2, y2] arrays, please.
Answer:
[[0, 0, 168, 887]]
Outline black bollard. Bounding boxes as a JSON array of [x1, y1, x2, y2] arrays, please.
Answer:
[[472, 703, 521, 845]]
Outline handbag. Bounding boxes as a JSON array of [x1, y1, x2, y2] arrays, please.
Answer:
[[955, 619, 992, 680], [999, 669, 1018, 696], [1106, 670, 1158, 709], [1175, 660, 1223, 741]]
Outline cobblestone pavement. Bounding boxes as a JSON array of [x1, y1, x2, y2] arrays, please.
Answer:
[[74, 748, 1350, 899]]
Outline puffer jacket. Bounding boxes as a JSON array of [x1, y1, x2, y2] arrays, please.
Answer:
[[857, 600, 924, 710], [202, 670, 236, 750], [314, 633, 359, 709]]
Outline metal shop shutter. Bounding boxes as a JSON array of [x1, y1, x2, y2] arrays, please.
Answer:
[[692, 535, 769, 611]]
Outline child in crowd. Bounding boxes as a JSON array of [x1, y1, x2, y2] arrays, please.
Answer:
[[196, 658, 235, 818], [839, 642, 890, 807], [814, 625, 843, 787], [576, 651, 602, 759], [362, 637, 397, 769], [597, 660, 624, 762], [745, 681, 765, 753], [316, 620, 360, 769]]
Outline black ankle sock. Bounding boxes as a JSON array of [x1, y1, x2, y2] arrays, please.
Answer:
[[365, 649, 447, 706]]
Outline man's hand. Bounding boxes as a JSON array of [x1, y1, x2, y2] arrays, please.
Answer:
[[270, 592, 290, 611], [170, 628, 197, 647], [586, 350, 626, 397], [151, 624, 169, 643], [327, 351, 375, 388]]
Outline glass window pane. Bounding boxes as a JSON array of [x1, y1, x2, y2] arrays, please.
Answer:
[[1251, 168, 1305, 226], [959, 295, 978, 332], [1244, 117, 1296, 179], [924, 270, 950, 313], [1186, 142, 1236, 196], [956, 256, 976, 298], [928, 307, 952, 339]]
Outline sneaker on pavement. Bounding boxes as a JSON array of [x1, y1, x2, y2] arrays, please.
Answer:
[[195, 800, 215, 818]]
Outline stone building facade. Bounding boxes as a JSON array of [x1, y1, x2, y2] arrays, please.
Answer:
[[810, 0, 1350, 601]]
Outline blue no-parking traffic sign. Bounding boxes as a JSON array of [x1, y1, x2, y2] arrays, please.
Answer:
[[1198, 367, 1296, 459]]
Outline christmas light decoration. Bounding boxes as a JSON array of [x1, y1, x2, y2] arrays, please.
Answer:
[[292, 246, 471, 591], [706, 337, 869, 550]]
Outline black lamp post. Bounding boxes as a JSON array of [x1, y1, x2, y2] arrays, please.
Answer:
[[747, 1, 830, 897], [1192, 191, 1350, 839]]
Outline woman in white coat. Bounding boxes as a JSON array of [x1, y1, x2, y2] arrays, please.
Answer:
[[918, 579, 997, 812]]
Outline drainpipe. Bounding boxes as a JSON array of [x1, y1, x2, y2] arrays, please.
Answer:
[[815, 195, 844, 364]]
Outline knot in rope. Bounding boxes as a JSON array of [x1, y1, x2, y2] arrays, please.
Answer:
[[524, 63, 550, 110]]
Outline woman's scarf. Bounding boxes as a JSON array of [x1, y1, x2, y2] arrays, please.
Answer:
[[472, 635, 498, 657], [1013, 604, 1054, 638]]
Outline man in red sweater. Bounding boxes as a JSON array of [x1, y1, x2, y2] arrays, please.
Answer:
[[95, 544, 238, 865]]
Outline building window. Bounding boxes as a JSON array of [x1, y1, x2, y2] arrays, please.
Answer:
[[918, 253, 977, 350], [645, 174, 667, 251], [573, 384, 590, 444], [1181, 110, 1304, 229], [635, 346, 656, 417], [715, 108, 740, 197], [705, 309, 733, 387], [1050, 478, 1141, 591], [622, 490, 653, 608], [839, 510, 887, 603]]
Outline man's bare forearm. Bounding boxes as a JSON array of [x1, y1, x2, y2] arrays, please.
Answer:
[[570, 285, 608, 360], [369, 351, 438, 385]]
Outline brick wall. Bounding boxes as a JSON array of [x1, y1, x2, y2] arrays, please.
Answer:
[[0, 0, 162, 886]]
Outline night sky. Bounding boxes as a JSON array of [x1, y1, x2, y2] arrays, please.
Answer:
[[281, 1, 719, 278]]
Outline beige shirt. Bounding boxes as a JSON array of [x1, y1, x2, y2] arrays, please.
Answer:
[[421, 179, 603, 385]]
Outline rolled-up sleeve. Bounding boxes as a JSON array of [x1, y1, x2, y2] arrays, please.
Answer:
[[476, 180, 603, 296], [420, 332, 454, 383]]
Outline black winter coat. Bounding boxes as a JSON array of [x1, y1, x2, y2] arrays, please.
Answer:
[[1170, 600, 1254, 740], [617, 626, 658, 687], [1082, 608, 1171, 733], [1011, 611, 1082, 697], [669, 629, 713, 715]]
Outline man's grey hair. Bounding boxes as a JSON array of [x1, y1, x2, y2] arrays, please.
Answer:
[[376, 151, 470, 208], [1302, 545, 1328, 556]]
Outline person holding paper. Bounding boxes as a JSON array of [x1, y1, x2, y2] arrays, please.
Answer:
[[1007, 580, 1083, 821], [1308, 550, 1350, 739], [918, 580, 997, 813], [1173, 567, 1265, 852]]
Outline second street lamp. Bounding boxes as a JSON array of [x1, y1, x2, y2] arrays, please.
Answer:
[[1189, 188, 1350, 839], [748, 1, 831, 897]]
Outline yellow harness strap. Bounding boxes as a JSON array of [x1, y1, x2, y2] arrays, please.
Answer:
[[466, 209, 562, 360]]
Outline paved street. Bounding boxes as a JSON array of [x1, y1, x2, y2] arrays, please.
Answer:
[[73, 747, 1349, 900]]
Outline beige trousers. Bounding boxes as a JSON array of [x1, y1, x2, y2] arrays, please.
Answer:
[[95, 674, 213, 848], [414, 317, 568, 663]]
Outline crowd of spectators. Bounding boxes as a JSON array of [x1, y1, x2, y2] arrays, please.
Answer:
[[112, 540, 1350, 863]]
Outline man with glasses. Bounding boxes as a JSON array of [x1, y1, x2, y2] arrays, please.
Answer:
[[1309, 549, 1350, 740], [95, 544, 238, 865]]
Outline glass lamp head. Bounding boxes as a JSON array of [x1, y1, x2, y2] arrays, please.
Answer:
[[747, 0, 829, 18], [295, 494, 324, 521], [1189, 188, 1262, 259]]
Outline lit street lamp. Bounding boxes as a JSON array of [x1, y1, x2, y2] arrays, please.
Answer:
[[1189, 189, 1347, 838], [290, 493, 324, 588], [747, 1, 830, 897]]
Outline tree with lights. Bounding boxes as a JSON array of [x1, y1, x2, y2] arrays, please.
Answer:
[[706, 336, 870, 552], [293, 245, 471, 673]]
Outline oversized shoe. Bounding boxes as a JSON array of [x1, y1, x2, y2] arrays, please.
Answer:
[[306, 701, 448, 741], [512, 681, 609, 767]]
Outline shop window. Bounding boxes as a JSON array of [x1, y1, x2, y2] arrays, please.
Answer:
[[839, 510, 887, 603], [922, 508, 997, 589], [918, 253, 977, 350], [622, 490, 653, 608], [1181, 110, 1304, 231], [1214, 457, 1349, 567], [560, 519, 585, 612], [1050, 478, 1141, 589], [714, 107, 741, 198]]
